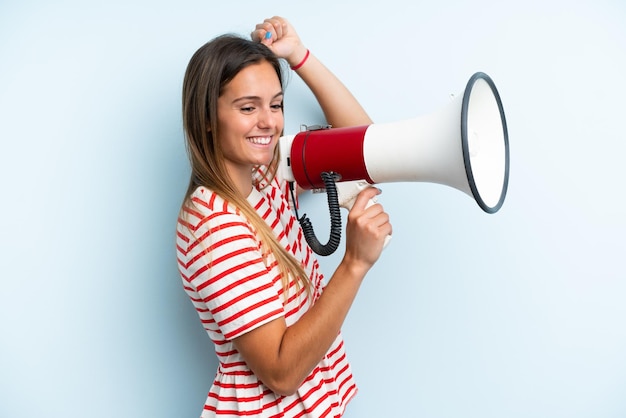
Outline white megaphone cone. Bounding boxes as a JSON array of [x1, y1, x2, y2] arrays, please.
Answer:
[[279, 72, 510, 255]]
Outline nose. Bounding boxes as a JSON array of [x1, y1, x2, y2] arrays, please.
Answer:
[[257, 107, 281, 130]]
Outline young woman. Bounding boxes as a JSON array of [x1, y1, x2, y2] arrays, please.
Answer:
[[176, 16, 392, 417]]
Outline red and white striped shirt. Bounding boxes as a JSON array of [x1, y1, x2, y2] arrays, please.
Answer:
[[176, 172, 357, 417]]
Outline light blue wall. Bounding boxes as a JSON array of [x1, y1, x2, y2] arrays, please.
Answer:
[[1, 0, 625, 417]]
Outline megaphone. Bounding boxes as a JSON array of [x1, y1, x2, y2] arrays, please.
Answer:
[[279, 72, 509, 255]]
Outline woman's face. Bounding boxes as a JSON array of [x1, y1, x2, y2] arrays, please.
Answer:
[[216, 60, 284, 191]]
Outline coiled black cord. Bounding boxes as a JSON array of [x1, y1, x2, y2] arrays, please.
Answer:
[[289, 172, 342, 256]]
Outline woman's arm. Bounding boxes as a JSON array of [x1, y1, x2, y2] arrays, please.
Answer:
[[254, 16, 372, 128], [232, 186, 391, 395]]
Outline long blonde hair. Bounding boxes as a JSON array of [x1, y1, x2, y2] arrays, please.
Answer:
[[181, 34, 311, 300]]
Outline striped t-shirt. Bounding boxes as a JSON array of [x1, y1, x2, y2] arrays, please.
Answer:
[[176, 173, 357, 417]]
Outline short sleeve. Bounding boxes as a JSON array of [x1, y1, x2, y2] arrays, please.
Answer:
[[184, 210, 285, 341]]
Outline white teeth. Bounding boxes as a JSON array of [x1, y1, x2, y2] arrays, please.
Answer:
[[247, 136, 272, 145]]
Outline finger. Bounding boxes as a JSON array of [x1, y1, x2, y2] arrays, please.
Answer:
[[265, 17, 289, 42], [365, 211, 392, 246], [374, 211, 392, 233], [351, 186, 381, 212], [252, 20, 275, 45], [261, 20, 277, 40], [266, 16, 286, 38], [251, 21, 270, 43], [250, 28, 264, 42]]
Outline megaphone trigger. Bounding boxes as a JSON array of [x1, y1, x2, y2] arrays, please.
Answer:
[[336, 180, 392, 249], [335, 180, 372, 210]]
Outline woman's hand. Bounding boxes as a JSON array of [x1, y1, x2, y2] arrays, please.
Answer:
[[251, 16, 308, 69], [343, 187, 393, 275]]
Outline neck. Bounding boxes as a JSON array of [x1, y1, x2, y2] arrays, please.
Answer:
[[226, 164, 255, 198]]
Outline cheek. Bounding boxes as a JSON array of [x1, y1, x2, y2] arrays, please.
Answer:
[[217, 112, 250, 138], [276, 112, 285, 132]]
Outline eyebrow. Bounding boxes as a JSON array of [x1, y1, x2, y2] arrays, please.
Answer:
[[232, 91, 284, 104]]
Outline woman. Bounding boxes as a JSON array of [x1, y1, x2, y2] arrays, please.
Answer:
[[176, 16, 392, 417]]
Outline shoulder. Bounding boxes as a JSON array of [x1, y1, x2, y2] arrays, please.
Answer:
[[183, 186, 242, 221], [177, 186, 255, 246], [253, 168, 295, 210]]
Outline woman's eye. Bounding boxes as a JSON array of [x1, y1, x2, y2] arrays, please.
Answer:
[[271, 104, 284, 111], [240, 106, 255, 113]]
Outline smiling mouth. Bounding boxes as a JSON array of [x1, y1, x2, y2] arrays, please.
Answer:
[[247, 136, 273, 145]]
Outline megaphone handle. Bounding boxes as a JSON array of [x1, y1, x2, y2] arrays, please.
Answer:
[[336, 180, 392, 249]]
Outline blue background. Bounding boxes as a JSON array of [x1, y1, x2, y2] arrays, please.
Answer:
[[1, 1, 625, 417]]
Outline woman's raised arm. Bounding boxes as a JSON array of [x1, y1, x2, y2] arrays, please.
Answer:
[[253, 16, 373, 128]]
